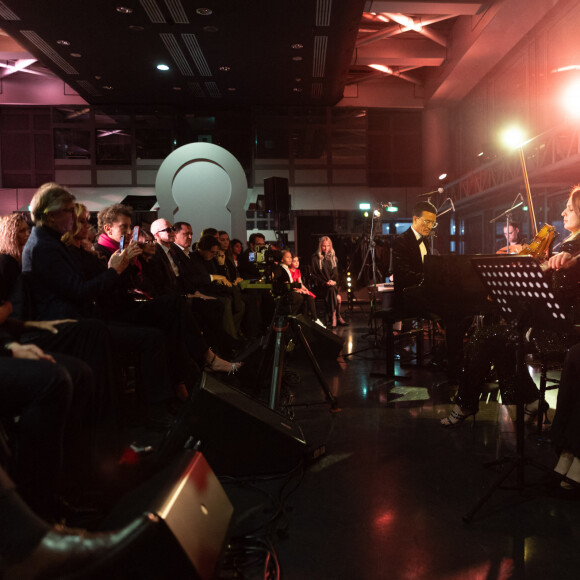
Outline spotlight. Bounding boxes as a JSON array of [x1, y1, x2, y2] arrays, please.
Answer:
[[373, 209, 381, 217], [501, 126, 526, 149]]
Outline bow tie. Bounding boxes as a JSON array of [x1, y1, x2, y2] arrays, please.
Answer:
[[418, 236, 429, 245]]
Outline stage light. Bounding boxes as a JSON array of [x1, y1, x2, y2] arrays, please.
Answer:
[[562, 80, 580, 118], [346, 271, 354, 310], [386, 205, 398, 213], [359, 202, 371, 210], [156, 63, 170, 71], [364, 211, 369, 218], [438, 173, 447, 180], [501, 126, 526, 149], [373, 209, 381, 217]]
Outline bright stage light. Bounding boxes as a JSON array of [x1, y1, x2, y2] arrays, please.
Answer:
[[373, 209, 381, 217], [359, 202, 371, 210], [501, 126, 526, 149], [562, 80, 580, 118]]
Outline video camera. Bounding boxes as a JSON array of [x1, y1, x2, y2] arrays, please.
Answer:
[[249, 244, 283, 278]]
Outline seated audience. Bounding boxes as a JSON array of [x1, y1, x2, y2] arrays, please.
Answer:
[[289, 254, 323, 326]]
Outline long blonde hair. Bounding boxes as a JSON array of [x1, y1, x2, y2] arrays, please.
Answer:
[[0, 213, 28, 262], [315, 236, 337, 268], [61, 203, 89, 247]]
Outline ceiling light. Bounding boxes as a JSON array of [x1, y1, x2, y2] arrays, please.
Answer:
[[173, 86, 182, 91], [369, 64, 393, 74], [102, 85, 113, 90], [227, 87, 236, 91], [293, 87, 303, 92], [218, 66, 230, 72], [157, 64, 170, 71], [116, 6, 133, 14], [56, 40, 70, 46], [292, 56, 303, 62], [70, 53, 82, 58], [196, 8, 213, 16], [295, 77, 302, 82], [291, 43, 303, 50]]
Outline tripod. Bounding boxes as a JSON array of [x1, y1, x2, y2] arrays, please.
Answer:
[[463, 255, 579, 522], [255, 292, 340, 413]]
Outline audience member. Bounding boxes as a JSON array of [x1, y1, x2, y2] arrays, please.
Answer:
[[311, 236, 347, 327]]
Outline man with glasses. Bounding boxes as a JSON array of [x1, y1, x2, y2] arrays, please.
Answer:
[[392, 200, 438, 312]]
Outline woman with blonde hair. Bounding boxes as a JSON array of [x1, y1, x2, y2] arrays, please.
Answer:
[[0, 214, 30, 303], [310, 236, 347, 327]]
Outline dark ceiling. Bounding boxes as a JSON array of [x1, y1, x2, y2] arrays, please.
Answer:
[[0, 0, 367, 107]]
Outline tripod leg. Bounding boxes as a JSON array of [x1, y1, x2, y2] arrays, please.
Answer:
[[268, 323, 286, 410], [291, 319, 340, 412], [463, 460, 518, 523]]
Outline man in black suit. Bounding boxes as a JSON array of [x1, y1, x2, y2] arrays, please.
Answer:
[[391, 200, 437, 313]]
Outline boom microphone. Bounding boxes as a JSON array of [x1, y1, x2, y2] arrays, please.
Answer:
[[418, 187, 444, 197]]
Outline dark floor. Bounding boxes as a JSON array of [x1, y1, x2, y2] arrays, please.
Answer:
[[212, 306, 580, 580]]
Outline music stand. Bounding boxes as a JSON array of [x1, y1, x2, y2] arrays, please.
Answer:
[[463, 255, 579, 522]]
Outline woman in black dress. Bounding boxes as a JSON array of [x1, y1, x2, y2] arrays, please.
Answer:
[[310, 236, 347, 327], [441, 185, 580, 427]]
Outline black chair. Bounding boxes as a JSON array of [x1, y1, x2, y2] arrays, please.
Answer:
[[525, 349, 563, 436]]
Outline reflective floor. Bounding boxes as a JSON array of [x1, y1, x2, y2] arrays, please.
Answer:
[[222, 307, 580, 580]]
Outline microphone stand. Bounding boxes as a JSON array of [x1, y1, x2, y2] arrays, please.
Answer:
[[490, 194, 523, 254]]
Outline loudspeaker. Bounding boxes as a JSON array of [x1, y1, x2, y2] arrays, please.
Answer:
[[161, 373, 308, 477], [291, 314, 345, 359], [263, 176, 290, 214], [100, 451, 233, 580]]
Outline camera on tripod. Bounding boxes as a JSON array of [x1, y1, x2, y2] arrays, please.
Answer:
[[249, 244, 283, 278]]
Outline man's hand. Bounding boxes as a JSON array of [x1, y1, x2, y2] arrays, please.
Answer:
[[5, 342, 55, 362], [24, 319, 77, 334], [213, 275, 232, 287], [189, 291, 216, 301], [326, 280, 336, 286]]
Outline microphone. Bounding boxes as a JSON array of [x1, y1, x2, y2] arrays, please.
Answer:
[[418, 187, 444, 197]]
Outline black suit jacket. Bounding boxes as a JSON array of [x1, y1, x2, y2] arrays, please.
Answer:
[[142, 244, 183, 296], [391, 226, 430, 309], [169, 244, 211, 294]]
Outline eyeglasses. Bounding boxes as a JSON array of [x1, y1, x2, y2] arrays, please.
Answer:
[[159, 227, 175, 233], [420, 218, 438, 229]]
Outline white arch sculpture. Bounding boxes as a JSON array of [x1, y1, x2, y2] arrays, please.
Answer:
[[155, 142, 248, 241]]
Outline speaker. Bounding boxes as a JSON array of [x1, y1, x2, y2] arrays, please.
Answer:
[[161, 373, 308, 477], [291, 314, 345, 359], [263, 176, 290, 214], [100, 451, 233, 580]]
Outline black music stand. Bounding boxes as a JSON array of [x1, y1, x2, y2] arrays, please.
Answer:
[[463, 255, 579, 522]]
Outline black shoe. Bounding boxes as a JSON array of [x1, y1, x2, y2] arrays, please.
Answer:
[[1, 515, 150, 579], [337, 319, 349, 326]]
